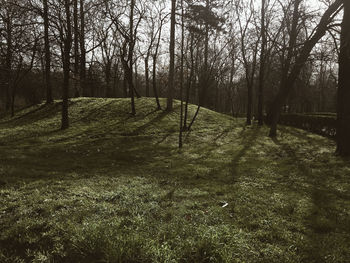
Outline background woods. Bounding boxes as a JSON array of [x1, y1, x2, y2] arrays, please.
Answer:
[[0, 0, 348, 154]]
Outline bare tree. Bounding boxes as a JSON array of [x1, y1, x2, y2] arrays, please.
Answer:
[[267, 0, 343, 137], [337, 0, 350, 156], [257, 0, 266, 125], [166, 0, 176, 111], [179, 0, 185, 148], [43, 0, 53, 104], [61, 0, 72, 129], [235, 0, 260, 125]]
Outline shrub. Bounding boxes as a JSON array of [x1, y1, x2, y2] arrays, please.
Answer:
[[277, 113, 336, 138]]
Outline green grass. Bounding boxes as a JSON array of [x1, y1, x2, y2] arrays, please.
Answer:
[[0, 97, 349, 262]]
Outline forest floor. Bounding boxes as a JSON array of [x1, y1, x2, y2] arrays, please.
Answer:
[[0, 97, 349, 263]]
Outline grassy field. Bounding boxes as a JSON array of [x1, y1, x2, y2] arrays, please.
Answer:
[[0, 97, 349, 263]]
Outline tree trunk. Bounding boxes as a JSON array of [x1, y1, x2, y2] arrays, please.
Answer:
[[105, 60, 112, 97], [129, 0, 136, 115], [179, 0, 184, 148], [336, 1, 350, 156], [44, 0, 53, 104], [183, 34, 194, 130], [145, 56, 150, 97], [246, 79, 254, 125], [257, 0, 266, 126], [166, 0, 176, 111], [152, 55, 161, 110], [123, 72, 128, 98], [11, 82, 16, 117], [200, 0, 210, 107], [73, 0, 80, 97], [134, 57, 138, 95], [80, 0, 87, 97], [61, 0, 72, 130], [5, 18, 12, 111]]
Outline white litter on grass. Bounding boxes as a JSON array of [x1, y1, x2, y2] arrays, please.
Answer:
[[220, 201, 228, 208]]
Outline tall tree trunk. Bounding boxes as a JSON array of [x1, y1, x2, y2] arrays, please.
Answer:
[[61, 0, 72, 130], [134, 57, 138, 95], [200, 0, 210, 107], [5, 18, 12, 111], [152, 55, 161, 110], [43, 0, 53, 104], [183, 34, 194, 130], [145, 56, 150, 97], [336, 1, 350, 156], [179, 0, 184, 148], [105, 60, 112, 97], [257, 0, 266, 126], [166, 0, 176, 111], [129, 0, 136, 115], [73, 0, 80, 97], [80, 0, 87, 97], [123, 71, 128, 98], [246, 76, 253, 125]]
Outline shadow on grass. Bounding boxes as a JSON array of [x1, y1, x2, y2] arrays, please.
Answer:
[[0, 101, 80, 126], [123, 108, 178, 136], [271, 136, 349, 262], [230, 125, 261, 182]]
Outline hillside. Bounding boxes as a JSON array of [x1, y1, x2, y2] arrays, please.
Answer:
[[0, 97, 349, 262]]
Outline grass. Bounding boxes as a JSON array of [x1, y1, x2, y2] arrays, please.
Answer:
[[0, 97, 349, 262]]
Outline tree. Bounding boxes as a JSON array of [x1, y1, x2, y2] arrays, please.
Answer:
[[179, 0, 185, 148], [143, 0, 167, 104], [80, 0, 87, 97], [61, 0, 72, 130], [0, 0, 40, 115], [235, 0, 260, 125], [257, 0, 266, 125], [73, 0, 80, 97], [128, 0, 136, 115], [267, 0, 343, 137], [336, 1, 350, 156], [107, 0, 143, 114], [151, 9, 165, 110], [166, 0, 176, 111], [43, 0, 53, 104]]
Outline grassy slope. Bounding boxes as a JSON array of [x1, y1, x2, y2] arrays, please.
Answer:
[[0, 97, 349, 263]]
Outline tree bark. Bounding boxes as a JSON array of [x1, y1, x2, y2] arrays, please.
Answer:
[[5, 17, 12, 111], [336, 1, 350, 156], [152, 23, 162, 110], [183, 34, 194, 130], [257, 0, 266, 126], [145, 56, 150, 97], [200, 0, 210, 107], [129, 0, 136, 115], [43, 0, 53, 104], [61, 0, 72, 130], [73, 0, 80, 97], [179, 0, 184, 148], [166, 0, 176, 111], [80, 0, 87, 97]]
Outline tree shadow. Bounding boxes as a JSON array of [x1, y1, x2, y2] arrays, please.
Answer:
[[155, 131, 174, 145], [230, 126, 261, 182], [122, 107, 179, 136], [271, 136, 349, 262], [0, 101, 79, 127]]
